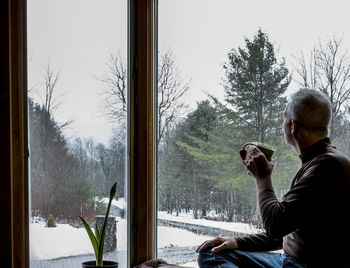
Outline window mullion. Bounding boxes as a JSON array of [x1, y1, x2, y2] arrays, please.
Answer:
[[8, 0, 29, 267], [129, 0, 157, 266]]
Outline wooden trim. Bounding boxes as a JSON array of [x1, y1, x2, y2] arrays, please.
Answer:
[[9, 0, 29, 267], [0, 1, 28, 267], [129, 0, 156, 266]]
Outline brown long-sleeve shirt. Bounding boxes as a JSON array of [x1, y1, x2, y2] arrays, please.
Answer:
[[235, 138, 350, 267]]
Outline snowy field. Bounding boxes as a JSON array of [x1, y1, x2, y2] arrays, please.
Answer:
[[30, 210, 259, 267], [157, 226, 213, 248], [30, 216, 128, 260], [158, 211, 260, 234], [30, 221, 206, 266], [30, 219, 204, 267]]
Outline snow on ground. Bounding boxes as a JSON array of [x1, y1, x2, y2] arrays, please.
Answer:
[[30, 210, 259, 262], [157, 226, 213, 248], [30, 218, 208, 260], [158, 211, 260, 234], [100, 197, 126, 209], [30, 217, 127, 261], [30, 218, 92, 260], [181, 261, 198, 267]]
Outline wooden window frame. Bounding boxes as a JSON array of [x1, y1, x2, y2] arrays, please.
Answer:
[[0, 0, 29, 267], [0, 0, 157, 267], [129, 0, 157, 266]]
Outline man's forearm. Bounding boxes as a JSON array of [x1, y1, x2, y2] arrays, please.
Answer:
[[255, 176, 274, 195], [256, 176, 286, 238], [235, 232, 283, 251]]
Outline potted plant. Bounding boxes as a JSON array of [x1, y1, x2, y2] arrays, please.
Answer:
[[80, 182, 118, 268]]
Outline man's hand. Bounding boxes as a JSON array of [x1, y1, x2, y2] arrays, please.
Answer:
[[240, 147, 274, 180], [196, 237, 238, 253]]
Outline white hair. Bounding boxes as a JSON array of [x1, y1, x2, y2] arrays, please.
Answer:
[[287, 88, 332, 136]]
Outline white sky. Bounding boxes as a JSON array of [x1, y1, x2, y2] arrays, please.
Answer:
[[28, 0, 350, 144], [28, 0, 127, 145]]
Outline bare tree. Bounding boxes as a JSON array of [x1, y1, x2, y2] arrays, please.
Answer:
[[99, 49, 189, 143], [293, 48, 319, 89], [39, 63, 61, 115], [95, 142, 125, 196], [157, 50, 189, 142], [294, 35, 350, 139], [99, 53, 127, 123]]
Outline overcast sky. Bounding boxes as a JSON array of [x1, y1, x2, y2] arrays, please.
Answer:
[[28, 0, 350, 144]]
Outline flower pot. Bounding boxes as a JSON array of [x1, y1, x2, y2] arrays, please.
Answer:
[[82, 261, 118, 268]]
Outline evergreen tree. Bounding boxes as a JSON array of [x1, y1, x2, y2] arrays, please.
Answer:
[[158, 100, 219, 219], [202, 29, 296, 222], [223, 29, 290, 144], [159, 30, 298, 224], [29, 99, 95, 221], [176, 100, 220, 218]]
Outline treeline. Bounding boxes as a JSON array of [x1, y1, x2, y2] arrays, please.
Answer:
[[157, 30, 350, 223], [29, 99, 126, 222], [158, 100, 299, 223]]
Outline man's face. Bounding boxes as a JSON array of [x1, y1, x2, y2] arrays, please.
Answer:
[[283, 105, 293, 146]]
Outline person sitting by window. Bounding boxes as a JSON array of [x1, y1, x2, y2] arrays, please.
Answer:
[[196, 88, 350, 268]]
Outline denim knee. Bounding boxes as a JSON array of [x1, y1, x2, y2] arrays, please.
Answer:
[[197, 248, 241, 268], [197, 249, 213, 268]]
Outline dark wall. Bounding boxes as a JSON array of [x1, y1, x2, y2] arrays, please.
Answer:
[[0, 1, 12, 267]]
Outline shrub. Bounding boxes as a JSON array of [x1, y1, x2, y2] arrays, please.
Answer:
[[47, 214, 56, 227]]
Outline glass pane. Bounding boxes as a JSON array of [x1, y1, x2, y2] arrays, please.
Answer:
[[157, 0, 350, 266], [27, 1, 128, 267]]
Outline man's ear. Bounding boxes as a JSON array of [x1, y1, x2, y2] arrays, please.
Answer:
[[291, 120, 297, 135]]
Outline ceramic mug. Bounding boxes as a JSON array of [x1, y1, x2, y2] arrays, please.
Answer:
[[241, 142, 274, 161]]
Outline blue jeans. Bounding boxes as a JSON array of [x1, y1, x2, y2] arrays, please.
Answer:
[[197, 248, 304, 268]]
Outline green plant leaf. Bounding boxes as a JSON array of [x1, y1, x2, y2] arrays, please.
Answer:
[[79, 216, 99, 263], [95, 223, 101, 242], [97, 182, 117, 266], [109, 182, 117, 200]]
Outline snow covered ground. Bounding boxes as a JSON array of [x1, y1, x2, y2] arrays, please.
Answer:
[[100, 197, 126, 210], [30, 216, 127, 261], [30, 210, 259, 267], [157, 226, 213, 248], [30, 218, 208, 260], [30, 219, 92, 260], [158, 211, 260, 234]]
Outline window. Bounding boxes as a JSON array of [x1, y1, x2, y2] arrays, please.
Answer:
[[27, 0, 128, 267], [4, 0, 350, 267], [157, 1, 350, 266], [4, 0, 159, 267]]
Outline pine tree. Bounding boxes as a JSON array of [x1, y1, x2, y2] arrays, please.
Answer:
[[223, 29, 290, 144], [158, 100, 219, 219]]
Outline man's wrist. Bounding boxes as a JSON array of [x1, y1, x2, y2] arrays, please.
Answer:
[[255, 176, 274, 192]]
